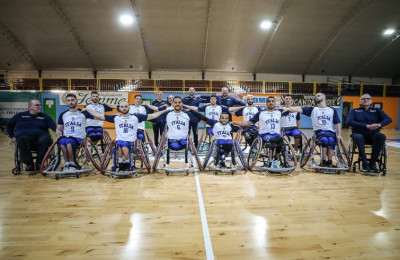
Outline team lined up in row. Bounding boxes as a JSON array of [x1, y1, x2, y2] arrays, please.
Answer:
[[6, 87, 391, 173]]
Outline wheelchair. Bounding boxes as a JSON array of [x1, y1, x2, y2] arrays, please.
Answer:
[[280, 127, 309, 158], [100, 139, 151, 179], [12, 142, 38, 175], [138, 129, 157, 156], [153, 129, 202, 175], [197, 127, 214, 156], [85, 130, 112, 171], [300, 134, 350, 174], [236, 125, 259, 152], [40, 137, 99, 180], [347, 137, 387, 176], [247, 136, 297, 175], [202, 139, 247, 175]]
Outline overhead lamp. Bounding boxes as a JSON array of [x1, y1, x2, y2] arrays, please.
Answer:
[[119, 14, 134, 26], [383, 28, 395, 35], [260, 21, 272, 30]]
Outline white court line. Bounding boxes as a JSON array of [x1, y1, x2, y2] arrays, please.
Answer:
[[194, 171, 215, 260]]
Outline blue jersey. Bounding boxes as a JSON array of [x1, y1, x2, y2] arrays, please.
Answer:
[[346, 107, 392, 135], [182, 96, 207, 123], [6, 111, 56, 139]]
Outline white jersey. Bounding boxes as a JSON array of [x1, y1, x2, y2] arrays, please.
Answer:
[[166, 111, 190, 139], [85, 103, 112, 127], [250, 110, 281, 135], [58, 110, 88, 139], [104, 114, 147, 142], [303, 107, 338, 132], [243, 106, 260, 122], [129, 105, 147, 130], [202, 105, 226, 127], [212, 122, 232, 140], [281, 111, 300, 128]]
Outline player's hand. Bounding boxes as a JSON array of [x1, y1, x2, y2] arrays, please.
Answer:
[[11, 137, 16, 143], [337, 135, 344, 143]]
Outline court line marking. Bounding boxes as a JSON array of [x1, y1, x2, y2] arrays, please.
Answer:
[[194, 171, 215, 260]]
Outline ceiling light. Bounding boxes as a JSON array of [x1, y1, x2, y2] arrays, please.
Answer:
[[119, 15, 134, 26], [260, 21, 272, 30], [383, 28, 395, 35]]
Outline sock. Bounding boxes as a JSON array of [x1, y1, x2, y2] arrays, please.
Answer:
[[118, 157, 124, 163]]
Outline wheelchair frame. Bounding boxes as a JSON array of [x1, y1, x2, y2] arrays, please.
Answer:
[[40, 137, 99, 180], [247, 136, 297, 175], [12, 142, 38, 175], [202, 139, 247, 175], [347, 138, 387, 176], [100, 139, 151, 179], [153, 129, 202, 175], [300, 134, 351, 174]]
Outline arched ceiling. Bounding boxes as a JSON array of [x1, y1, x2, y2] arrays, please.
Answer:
[[0, 0, 399, 78]]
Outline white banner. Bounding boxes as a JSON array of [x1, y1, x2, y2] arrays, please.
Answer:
[[0, 102, 27, 118], [59, 92, 128, 106]]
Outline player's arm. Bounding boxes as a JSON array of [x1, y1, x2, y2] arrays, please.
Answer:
[[146, 109, 169, 121], [81, 108, 104, 120], [56, 124, 64, 138], [296, 112, 301, 129], [228, 106, 245, 112], [233, 111, 260, 127], [143, 103, 161, 111], [333, 110, 343, 142], [188, 109, 209, 124], [183, 104, 199, 111], [100, 102, 117, 109], [282, 106, 303, 113]]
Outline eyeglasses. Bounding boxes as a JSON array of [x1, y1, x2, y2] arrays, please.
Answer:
[[361, 98, 371, 100], [32, 104, 41, 106]]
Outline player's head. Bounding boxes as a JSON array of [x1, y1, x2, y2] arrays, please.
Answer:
[[266, 96, 276, 110], [118, 101, 130, 115], [210, 94, 217, 105], [156, 91, 163, 100], [221, 86, 229, 97], [173, 96, 183, 112], [91, 91, 99, 104], [247, 95, 254, 106], [167, 95, 174, 104], [66, 94, 78, 109], [134, 95, 142, 106], [220, 112, 230, 125], [188, 87, 195, 96], [284, 95, 292, 106], [315, 93, 326, 104], [360, 93, 372, 107], [28, 99, 41, 115]]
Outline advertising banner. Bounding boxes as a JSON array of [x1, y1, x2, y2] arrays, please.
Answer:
[[59, 92, 128, 106]]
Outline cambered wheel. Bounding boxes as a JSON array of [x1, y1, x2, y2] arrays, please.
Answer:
[[145, 130, 157, 155], [202, 140, 216, 170], [300, 136, 315, 169], [137, 140, 151, 173], [100, 140, 115, 174], [247, 137, 262, 170], [153, 130, 167, 173], [86, 138, 102, 170], [234, 139, 247, 169], [335, 139, 351, 169], [189, 138, 202, 171], [40, 139, 61, 175]]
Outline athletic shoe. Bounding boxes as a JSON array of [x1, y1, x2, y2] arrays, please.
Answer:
[[25, 163, 35, 172], [361, 163, 371, 172], [271, 159, 281, 169], [369, 163, 380, 173]]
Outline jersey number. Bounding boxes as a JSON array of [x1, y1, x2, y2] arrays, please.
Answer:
[[124, 128, 128, 133]]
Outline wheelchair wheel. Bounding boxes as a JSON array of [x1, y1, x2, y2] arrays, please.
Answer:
[[100, 140, 115, 174], [12, 168, 21, 175], [152, 129, 168, 172], [137, 139, 151, 173], [335, 139, 351, 169], [280, 138, 297, 168], [202, 140, 216, 170], [379, 144, 388, 176], [247, 137, 262, 170], [40, 139, 61, 175], [145, 130, 156, 155], [197, 128, 206, 153], [189, 138, 202, 171], [234, 139, 247, 169], [86, 138, 102, 170], [300, 136, 316, 169]]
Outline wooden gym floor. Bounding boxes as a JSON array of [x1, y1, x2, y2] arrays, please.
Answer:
[[0, 128, 399, 259]]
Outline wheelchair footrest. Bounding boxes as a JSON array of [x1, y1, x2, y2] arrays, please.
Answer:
[[157, 167, 199, 172], [42, 168, 93, 175], [253, 166, 296, 172], [310, 164, 349, 171]]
